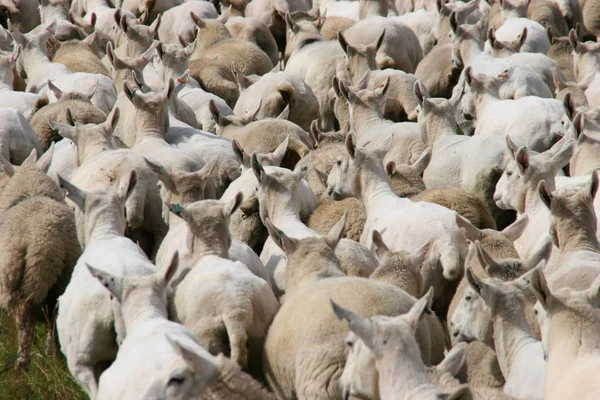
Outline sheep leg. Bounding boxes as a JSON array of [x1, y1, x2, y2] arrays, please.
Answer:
[[224, 314, 249, 370], [45, 304, 59, 356], [15, 301, 34, 370]]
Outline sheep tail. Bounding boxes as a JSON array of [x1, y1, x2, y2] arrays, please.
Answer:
[[223, 313, 250, 370], [34, 96, 49, 113]]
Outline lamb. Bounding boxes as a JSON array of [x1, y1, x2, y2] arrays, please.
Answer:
[[538, 171, 600, 289], [89, 254, 222, 400], [320, 15, 355, 40], [0, 107, 44, 165], [570, 111, 600, 176], [188, 11, 232, 56], [568, 29, 600, 87], [546, 26, 575, 81], [55, 172, 157, 398], [530, 270, 600, 400], [493, 17, 550, 54], [385, 148, 429, 197], [31, 81, 107, 150], [308, 197, 366, 242], [114, 13, 160, 58], [462, 67, 566, 153], [210, 101, 312, 168], [233, 71, 320, 131], [395, 8, 438, 55], [337, 28, 385, 85], [10, 21, 117, 114], [0, 46, 47, 119], [166, 197, 280, 377], [342, 16, 423, 73], [0, 0, 40, 33], [50, 109, 167, 257], [263, 221, 445, 399], [197, 38, 274, 76], [0, 155, 80, 369], [415, 42, 463, 99], [225, 15, 279, 66], [157, 1, 218, 44], [464, 268, 546, 400], [332, 290, 472, 400], [527, 0, 569, 37], [327, 133, 470, 320], [581, 0, 600, 39], [188, 56, 240, 108], [51, 33, 110, 76]]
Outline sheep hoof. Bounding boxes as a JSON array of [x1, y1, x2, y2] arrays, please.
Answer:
[[15, 356, 30, 371]]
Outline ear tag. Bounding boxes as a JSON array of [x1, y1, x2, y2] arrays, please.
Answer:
[[131, 89, 137, 99], [174, 203, 182, 214], [276, 229, 284, 247]]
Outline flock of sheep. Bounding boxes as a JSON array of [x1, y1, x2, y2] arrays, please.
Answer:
[[1, 0, 600, 398]]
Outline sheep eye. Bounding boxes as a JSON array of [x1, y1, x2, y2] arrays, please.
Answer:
[[465, 295, 472, 301], [534, 309, 538, 316], [506, 171, 512, 177], [346, 340, 353, 348], [168, 376, 185, 386], [336, 160, 342, 166]]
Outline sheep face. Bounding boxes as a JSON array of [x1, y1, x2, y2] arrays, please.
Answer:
[[155, 42, 194, 83], [340, 331, 380, 400], [9, 20, 56, 76], [450, 284, 492, 345], [338, 29, 382, 85], [115, 14, 160, 58]]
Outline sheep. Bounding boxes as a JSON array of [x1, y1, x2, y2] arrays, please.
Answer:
[[198, 38, 274, 77], [51, 33, 110, 76], [493, 16, 550, 54], [10, 21, 117, 114], [55, 172, 158, 398], [538, 171, 600, 290], [152, 41, 195, 88], [37, 0, 88, 46], [263, 221, 445, 399], [553, 73, 589, 110], [527, 0, 569, 37], [283, 16, 346, 130], [327, 133, 470, 320], [188, 56, 240, 108], [31, 81, 107, 150], [493, 135, 573, 263], [157, 1, 218, 44], [461, 267, 546, 400], [581, 0, 600, 39], [395, 9, 438, 55], [308, 197, 366, 242], [50, 109, 168, 257], [332, 290, 471, 400], [385, 147, 430, 197], [462, 67, 566, 153], [335, 75, 426, 167], [210, 101, 312, 169], [233, 71, 320, 131], [570, 111, 600, 176], [0, 107, 44, 165], [342, 16, 423, 73], [225, 15, 280, 66], [369, 230, 428, 298], [0, 155, 80, 369], [320, 15, 355, 40], [337, 28, 385, 85], [114, 13, 160, 58], [0, 46, 48, 119], [530, 270, 600, 400], [188, 11, 232, 56], [234, 135, 289, 174], [166, 197, 280, 377], [89, 254, 222, 400], [546, 26, 576, 81], [568, 29, 600, 86], [0, 0, 40, 33], [415, 42, 464, 99]]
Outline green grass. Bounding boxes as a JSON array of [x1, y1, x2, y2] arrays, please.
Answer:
[[0, 311, 87, 400]]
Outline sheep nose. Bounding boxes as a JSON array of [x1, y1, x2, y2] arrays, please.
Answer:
[[327, 187, 333, 196], [452, 330, 460, 338]]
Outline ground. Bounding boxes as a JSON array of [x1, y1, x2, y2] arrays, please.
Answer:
[[0, 311, 86, 400]]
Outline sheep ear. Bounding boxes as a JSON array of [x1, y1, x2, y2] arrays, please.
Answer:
[[437, 342, 468, 377], [58, 174, 87, 209], [414, 80, 426, 108], [144, 158, 175, 191], [21, 149, 38, 167], [264, 217, 297, 254], [587, 275, 600, 307], [538, 180, 553, 210], [517, 27, 527, 49], [345, 133, 357, 159], [271, 137, 289, 166], [325, 211, 346, 250], [115, 171, 137, 203], [374, 76, 389, 98], [123, 81, 137, 104], [373, 28, 385, 52], [330, 300, 376, 350], [223, 192, 243, 217], [48, 119, 77, 141], [161, 251, 179, 285], [87, 263, 125, 302], [166, 202, 190, 222], [515, 147, 529, 174], [48, 80, 64, 100], [411, 239, 432, 267], [373, 133, 392, 161], [505, 135, 519, 159], [411, 147, 432, 175], [150, 14, 161, 34], [455, 213, 480, 242], [166, 336, 217, 374], [501, 213, 528, 241], [529, 268, 552, 311], [0, 156, 15, 178], [372, 230, 389, 260], [106, 108, 120, 134], [231, 139, 248, 166], [251, 152, 268, 185], [276, 104, 290, 120], [385, 161, 396, 177], [36, 143, 54, 174], [582, 170, 599, 200], [405, 287, 433, 331], [465, 266, 484, 296], [338, 30, 349, 54], [475, 241, 499, 276], [549, 138, 574, 171]]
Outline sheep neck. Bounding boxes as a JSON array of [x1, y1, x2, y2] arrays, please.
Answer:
[[377, 351, 441, 400], [133, 110, 169, 144], [460, 40, 484, 66], [350, 98, 387, 137], [78, 136, 114, 164], [555, 218, 600, 254], [420, 113, 456, 146], [121, 293, 169, 335], [491, 297, 539, 380], [357, 158, 405, 215], [85, 212, 125, 246], [520, 178, 556, 215]]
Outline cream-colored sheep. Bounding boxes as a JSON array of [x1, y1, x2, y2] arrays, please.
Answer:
[[308, 197, 366, 242], [51, 33, 110, 76], [225, 15, 279, 66], [0, 153, 80, 369], [189, 11, 232, 56], [386, 147, 430, 197], [546, 27, 575, 82], [197, 38, 274, 77], [114, 13, 160, 58], [263, 220, 444, 399], [320, 16, 355, 40], [31, 81, 107, 150]]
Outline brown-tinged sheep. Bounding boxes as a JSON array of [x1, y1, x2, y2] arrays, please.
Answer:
[[320, 16, 355, 40], [0, 152, 81, 369], [30, 81, 107, 151], [415, 42, 463, 99], [201, 39, 274, 76], [50, 33, 110, 77], [308, 197, 366, 242], [226, 16, 280, 66], [189, 58, 240, 108], [546, 26, 576, 81]]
